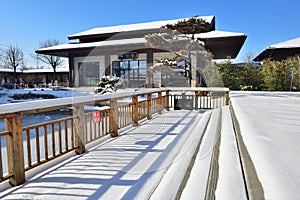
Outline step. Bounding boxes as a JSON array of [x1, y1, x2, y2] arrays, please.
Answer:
[[179, 108, 221, 200], [215, 106, 247, 199], [149, 110, 212, 199]]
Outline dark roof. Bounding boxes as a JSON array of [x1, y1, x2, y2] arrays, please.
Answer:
[[254, 37, 300, 61]]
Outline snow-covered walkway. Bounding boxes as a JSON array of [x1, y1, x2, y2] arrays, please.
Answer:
[[0, 109, 211, 200]]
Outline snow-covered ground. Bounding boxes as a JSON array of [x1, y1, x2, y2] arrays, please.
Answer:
[[1, 90, 300, 199], [0, 87, 91, 104], [230, 91, 300, 200]]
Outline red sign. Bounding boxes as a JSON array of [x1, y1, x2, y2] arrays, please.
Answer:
[[92, 111, 101, 124]]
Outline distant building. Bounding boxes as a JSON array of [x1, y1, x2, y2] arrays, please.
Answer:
[[236, 62, 261, 67], [254, 37, 300, 61], [36, 16, 247, 87], [0, 67, 69, 88]]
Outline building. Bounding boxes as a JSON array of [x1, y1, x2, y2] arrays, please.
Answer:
[[254, 37, 300, 61], [0, 67, 69, 88], [36, 16, 247, 88]]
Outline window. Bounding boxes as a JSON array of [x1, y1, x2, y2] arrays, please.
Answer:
[[112, 60, 146, 88], [78, 62, 100, 86]]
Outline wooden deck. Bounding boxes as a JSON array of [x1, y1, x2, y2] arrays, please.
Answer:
[[0, 110, 210, 200]]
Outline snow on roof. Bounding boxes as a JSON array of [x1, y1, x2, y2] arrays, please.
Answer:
[[24, 68, 69, 73], [196, 30, 246, 39], [0, 67, 69, 73], [38, 30, 245, 52], [267, 37, 300, 49], [68, 16, 215, 38], [37, 37, 147, 51]]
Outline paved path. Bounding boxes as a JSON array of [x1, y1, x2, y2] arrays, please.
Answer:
[[0, 110, 207, 200]]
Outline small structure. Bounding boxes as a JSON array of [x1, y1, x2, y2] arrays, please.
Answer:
[[0, 68, 69, 88], [254, 37, 300, 61]]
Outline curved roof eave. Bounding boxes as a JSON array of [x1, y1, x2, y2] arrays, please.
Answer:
[[36, 30, 247, 59]]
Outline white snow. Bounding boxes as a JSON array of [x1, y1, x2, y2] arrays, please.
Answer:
[[38, 30, 246, 54], [68, 16, 215, 38], [1, 90, 300, 199], [37, 37, 148, 52], [230, 91, 300, 200], [0, 110, 209, 199], [215, 106, 247, 200], [180, 108, 221, 200], [268, 37, 300, 49], [0, 88, 90, 104], [149, 111, 211, 199], [195, 30, 246, 39]]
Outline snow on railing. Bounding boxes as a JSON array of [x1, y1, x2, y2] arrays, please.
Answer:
[[0, 87, 229, 187]]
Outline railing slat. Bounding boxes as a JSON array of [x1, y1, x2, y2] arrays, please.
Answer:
[[35, 127, 40, 163], [51, 124, 55, 157], [58, 122, 62, 155], [43, 125, 48, 160], [64, 120, 68, 151], [26, 130, 31, 168], [0, 141, 3, 179]]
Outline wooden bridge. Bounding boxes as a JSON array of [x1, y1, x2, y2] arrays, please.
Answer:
[[0, 87, 237, 199]]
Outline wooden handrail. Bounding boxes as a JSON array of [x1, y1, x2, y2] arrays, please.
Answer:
[[0, 87, 228, 187]]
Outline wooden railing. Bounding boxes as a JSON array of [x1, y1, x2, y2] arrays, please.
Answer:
[[0, 87, 228, 187], [169, 87, 229, 110], [22, 116, 76, 171]]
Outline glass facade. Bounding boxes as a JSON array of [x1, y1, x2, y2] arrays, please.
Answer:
[[112, 60, 146, 88]]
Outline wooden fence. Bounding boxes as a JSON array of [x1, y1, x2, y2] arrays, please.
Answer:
[[0, 87, 229, 187]]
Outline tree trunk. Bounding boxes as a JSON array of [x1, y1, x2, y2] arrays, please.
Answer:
[[53, 67, 56, 86]]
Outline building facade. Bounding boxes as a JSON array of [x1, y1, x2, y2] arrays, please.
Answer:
[[36, 16, 247, 88]]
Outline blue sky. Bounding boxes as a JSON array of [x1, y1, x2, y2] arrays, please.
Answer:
[[1, 0, 300, 67]]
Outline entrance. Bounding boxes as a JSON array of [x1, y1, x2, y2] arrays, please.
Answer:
[[78, 62, 100, 86], [112, 60, 146, 88]]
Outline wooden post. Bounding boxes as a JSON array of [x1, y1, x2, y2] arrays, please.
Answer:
[[73, 105, 85, 154], [146, 49, 154, 87], [225, 91, 230, 106], [109, 99, 118, 137], [132, 95, 139, 126], [147, 93, 152, 120], [165, 90, 170, 111], [158, 92, 162, 114], [195, 91, 199, 110], [5, 113, 25, 186]]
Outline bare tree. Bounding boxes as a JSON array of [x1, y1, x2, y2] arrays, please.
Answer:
[[3, 44, 25, 88], [0, 48, 3, 68], [38, 39, 64, 84], [243, 52, 255, 63]]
